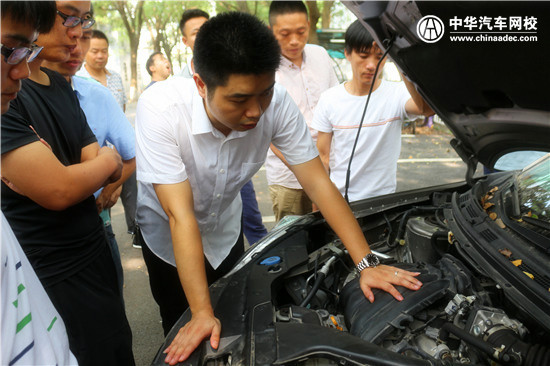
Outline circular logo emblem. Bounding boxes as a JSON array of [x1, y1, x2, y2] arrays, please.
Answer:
[[416, 15, 445, 43]]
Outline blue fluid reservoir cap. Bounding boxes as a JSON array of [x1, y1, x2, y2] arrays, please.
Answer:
[[260, 256, 281, 266]]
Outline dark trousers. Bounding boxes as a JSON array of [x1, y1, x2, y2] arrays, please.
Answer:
[[45, 245, 135, 366], [138, 228, 244, 336], [104, 221, 124, 300], [121, 171, 137, 233], [241, 180, 268, 244]]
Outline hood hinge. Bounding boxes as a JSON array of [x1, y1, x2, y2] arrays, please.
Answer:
[[450, 138, 478, 186]]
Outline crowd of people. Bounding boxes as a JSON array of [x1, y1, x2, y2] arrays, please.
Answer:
[[1, 1, 432, 365]]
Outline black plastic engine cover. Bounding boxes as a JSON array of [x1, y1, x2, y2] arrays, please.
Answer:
[[341, 259, 470, 344]]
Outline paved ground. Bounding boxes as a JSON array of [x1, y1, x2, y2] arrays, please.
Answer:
[[119, 103, 475, 365]]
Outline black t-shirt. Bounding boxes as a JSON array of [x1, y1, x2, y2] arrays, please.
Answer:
[[1, 68, 106, 287]]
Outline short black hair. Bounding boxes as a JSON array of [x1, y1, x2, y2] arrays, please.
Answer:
[[268, 1, 308, 26], [91, 29, 109, 45], [1, 1, 57, 34], [179, 9, 210, 36], [146, 52, 163, 76], [194, 12, 281, 93], [345, 20, 376, 54]]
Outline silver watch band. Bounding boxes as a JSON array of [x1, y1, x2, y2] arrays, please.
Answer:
[[356, 253, 380, 272]]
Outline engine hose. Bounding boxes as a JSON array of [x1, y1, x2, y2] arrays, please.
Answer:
[[299, 272, 326, 307], [439, 323, 511, 363], [299, 256, 337, 307], [486, 328, 550, 366], [392, 206, 440, 248]]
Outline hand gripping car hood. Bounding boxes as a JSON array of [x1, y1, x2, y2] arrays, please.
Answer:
[[343, 1, 550, 170]]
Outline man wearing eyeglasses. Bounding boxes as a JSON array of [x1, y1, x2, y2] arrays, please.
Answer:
[[1, 2, 79, 365], [1, 1, 135, 365]]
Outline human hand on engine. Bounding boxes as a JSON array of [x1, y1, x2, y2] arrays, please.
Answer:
[[163, 309, 221, 365], [359, 265, 422, 303]]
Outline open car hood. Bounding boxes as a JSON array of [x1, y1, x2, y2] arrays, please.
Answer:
[[343, 1, 550, 171]]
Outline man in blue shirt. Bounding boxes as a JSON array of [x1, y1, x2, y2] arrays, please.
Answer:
[[43, 27, 135, 296]]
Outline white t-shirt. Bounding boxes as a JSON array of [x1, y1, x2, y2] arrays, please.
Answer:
[[265, 44, 338, 189], [1, 213, 77, 365], [311, 80, 411, 202], [136, 77, 318, 269]]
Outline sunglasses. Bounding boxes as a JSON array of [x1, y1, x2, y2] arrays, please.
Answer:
[[1, 44, 43, 65], [57, 10, 96, 29]]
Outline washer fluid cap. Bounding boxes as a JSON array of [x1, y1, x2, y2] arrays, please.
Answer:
[[260, 256, 281, 266]]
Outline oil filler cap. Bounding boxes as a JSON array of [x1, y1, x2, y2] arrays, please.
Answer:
[[260, 256, 281, 266]]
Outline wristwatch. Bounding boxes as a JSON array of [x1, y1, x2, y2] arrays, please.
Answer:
[[356, 253, 380, 272]]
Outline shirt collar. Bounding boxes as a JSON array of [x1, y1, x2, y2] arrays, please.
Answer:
[[279, 48, 306, 70], [71, 76, 83, 98], [191, 91, 215, 135], [190, 90, 249, 140]]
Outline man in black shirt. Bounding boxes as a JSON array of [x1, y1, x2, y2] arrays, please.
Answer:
[[1, 1, 134, 365]]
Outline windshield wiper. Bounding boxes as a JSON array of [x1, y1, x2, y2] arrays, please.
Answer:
[[521, 216, 550, 231]]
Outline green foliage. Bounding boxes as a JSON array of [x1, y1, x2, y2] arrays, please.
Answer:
[[90, 0, 355, 95], [214, 1, 270, 23]]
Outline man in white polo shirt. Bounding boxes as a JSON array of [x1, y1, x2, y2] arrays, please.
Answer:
[[135, 12, 423, 365], [265, 0, 339, 221], [312, 20, 434, 203]]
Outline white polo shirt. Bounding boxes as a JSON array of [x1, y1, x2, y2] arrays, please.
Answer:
[[265, 44, 338, 189], [311, 80, 412, 202], [136, 77, 318, 268]]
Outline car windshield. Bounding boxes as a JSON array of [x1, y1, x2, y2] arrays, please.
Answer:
[[515, 154, 550, 231]]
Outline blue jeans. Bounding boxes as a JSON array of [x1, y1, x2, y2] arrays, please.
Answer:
[[240, 180, 267, 244]]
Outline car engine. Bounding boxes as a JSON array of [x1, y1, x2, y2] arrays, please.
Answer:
[[272, 186, 550, 365]]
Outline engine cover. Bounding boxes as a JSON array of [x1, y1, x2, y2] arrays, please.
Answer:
[[341, 256, 473, 344]]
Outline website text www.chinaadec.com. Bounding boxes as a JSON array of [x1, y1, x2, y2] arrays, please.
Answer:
[[449, 34, 538, 42]]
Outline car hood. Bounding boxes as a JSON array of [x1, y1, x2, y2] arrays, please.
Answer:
[[343, 1, 550, 171]]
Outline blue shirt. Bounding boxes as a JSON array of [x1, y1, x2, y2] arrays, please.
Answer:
[[72, 75, 135, 197]]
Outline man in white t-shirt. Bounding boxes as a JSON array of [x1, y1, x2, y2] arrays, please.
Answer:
[[265, 1, 339, 221], [1, 2, 76, 364], [135, 13, 423, 365], [312, 20, 434, 203]]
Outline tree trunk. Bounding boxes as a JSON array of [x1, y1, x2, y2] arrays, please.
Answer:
[[129, 35, 139, 100], [321, 1, 334, 29], [235, 1, 250, 13], [114, 0, 144, 101], [305, 1, 320, 44]]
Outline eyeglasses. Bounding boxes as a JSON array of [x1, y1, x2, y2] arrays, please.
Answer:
[[1, 44, 43, 65], [57, 10, 96, 29]]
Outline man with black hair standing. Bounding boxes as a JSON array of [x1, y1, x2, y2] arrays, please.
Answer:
[[77, 28, 138, 240], [145, 51, 171, 89], [1, 1, 134, 364], [1, 2, 77, 364], [178, 8, 209, 78], [78, 29, 127, 110], [265, 0, 339, 221], [42, 20, 136, 300], [177, 7, 268, 245], [312, 20, 434, 202], [136, 12, 423, 365]]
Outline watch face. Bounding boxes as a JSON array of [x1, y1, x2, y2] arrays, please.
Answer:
[[367, 254, 380, 267]]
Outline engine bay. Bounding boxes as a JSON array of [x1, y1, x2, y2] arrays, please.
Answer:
[[268, 172, 550, 365]]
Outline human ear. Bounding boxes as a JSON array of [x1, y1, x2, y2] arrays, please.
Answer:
[[193, 74, 207, 99]]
